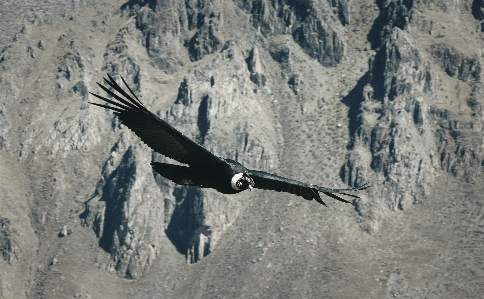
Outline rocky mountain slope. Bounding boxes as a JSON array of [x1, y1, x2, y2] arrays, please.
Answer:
[[0, 0, 483, 298]]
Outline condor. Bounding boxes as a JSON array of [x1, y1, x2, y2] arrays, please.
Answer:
[[90, 75, 369, 206]]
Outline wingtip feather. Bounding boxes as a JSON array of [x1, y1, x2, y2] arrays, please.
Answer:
[[322, 191, 352, 204]]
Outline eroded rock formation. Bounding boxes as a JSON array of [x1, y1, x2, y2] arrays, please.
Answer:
[[0, 0, 483, 297]]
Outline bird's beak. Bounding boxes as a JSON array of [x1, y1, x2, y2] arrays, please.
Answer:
[[244, 175, 254, 191]]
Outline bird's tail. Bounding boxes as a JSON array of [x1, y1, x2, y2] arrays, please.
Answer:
[[151, 162, 202, 186]]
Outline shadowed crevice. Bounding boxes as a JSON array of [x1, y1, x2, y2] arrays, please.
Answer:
[[97, 150, 137, 253], [341, 72, 370, 147], [121, 0, 156, 10], [472, 0, 484, 20], [367, 0, 413, 49], [165, 186, 202, 256]]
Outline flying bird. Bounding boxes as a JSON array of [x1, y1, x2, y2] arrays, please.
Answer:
[[89, 75, 369, 206]]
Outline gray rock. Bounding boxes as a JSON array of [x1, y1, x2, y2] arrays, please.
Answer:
[[269, 41, 291, 64], [188, 16, 224, 61], [38, 111, 103, 158], [291, 11, 345, 67], [82, 141, 164, 279], [0, 110, 11, 150], [0, 0, 483, 296], [235, 0, 346, 67], [0, 0, 95, 50], [72, 81, 88, 100], [368, 0, 413, 48], [56, 42, 85, 81], [161, 46, 281, 264], [343, 28, 437, 212], [331, 0, 352, 25], [0, 218, 21, 264], [434, 104, 484, 182], [288, 74, 302, 95], [247, 47, 266, 87], [58, 226, 73, 237], [50, 257, 58, 266], [0, 75, 22, 107], [58, 226, 68, 237], [74, 291, 91, 299], [131, 0, 189, 73], [430, 44, 481, 82], [37, 40, 45, 50]]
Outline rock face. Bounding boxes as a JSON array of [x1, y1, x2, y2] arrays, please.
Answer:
[[130, 0, 227, 72], [247, 47, 266, 87], [130, 0, 188, 73], [0, 217, 22, 264], [0, 0, 483, 297], [0, 0, 96, 50], [235, 0, 347, 67], [81, 12, 281, 271], [160, 47, 281, 263], [431, 44, 481, 82], [342, 0, 484, 233], [342, 28, 437, 233], [82, 135, 164, 278]]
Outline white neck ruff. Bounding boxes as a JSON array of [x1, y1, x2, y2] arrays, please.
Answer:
[[231, 173, 244, 190]]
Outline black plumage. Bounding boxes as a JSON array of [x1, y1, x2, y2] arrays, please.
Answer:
[[90, 75, 369, 206]]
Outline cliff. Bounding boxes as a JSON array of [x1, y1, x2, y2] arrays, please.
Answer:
[[0, 0, 482, 298]]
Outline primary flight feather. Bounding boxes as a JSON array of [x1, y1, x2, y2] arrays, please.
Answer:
[[90, 75, 369, 206]]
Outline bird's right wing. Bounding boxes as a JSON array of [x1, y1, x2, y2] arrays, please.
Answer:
[[90, 74, 222, 167], [248, 169, 370, 206]]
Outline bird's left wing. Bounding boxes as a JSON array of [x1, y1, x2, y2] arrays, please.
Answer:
[[89, 75, 222, 168], [247, 169, 370, 206]]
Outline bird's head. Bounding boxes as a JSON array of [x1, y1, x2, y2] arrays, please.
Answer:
[[231, 173, 255, 191]]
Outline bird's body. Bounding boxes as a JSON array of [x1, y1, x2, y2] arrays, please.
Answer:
[[90, 75, 369, 206], [151, 159, 251, 194]]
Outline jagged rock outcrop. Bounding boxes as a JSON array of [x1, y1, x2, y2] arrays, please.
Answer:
[[162, 43, 281, 263], [0, 74, 23, 151], [187, 12, 224, 61], [130, 0, 189, 72], [432, 90, 484, 182], [82, 135, 164, 279], [430, 44, 481, 82], [82, 40, 281, 273], [368, 0, 459, 47], [0, 110, 11, 151], [246, 47, 266, 87], [127, 0, 227, 72], [331, 0, 351, 25], [1, 0, 483, 296], [0, 217, 22, 264], [368, 0, 413, 48], [342, 28, 438, 225], [166, 187, 237, 264], [57, 41, 85, 81], [287, 74, 302, 95], [343, 0, 484, 226], [164, 44, 280, 171], [268, 39, 291, 64], [235, 0, 347, 67]]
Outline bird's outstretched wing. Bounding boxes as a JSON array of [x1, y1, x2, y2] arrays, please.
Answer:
[[248, 170, 370, 206], [89, 74, 222, 167]]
